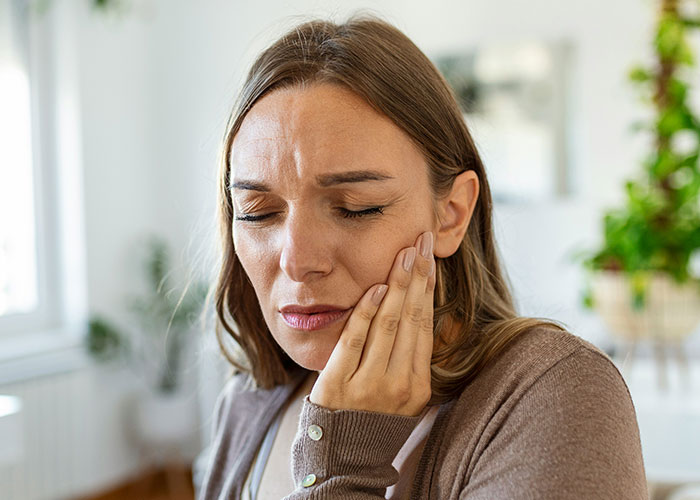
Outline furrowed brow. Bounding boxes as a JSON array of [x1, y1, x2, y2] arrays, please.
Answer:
[[230, 180, 271, 192], [316, 170, 394, 187], [230, 169, 394, 192]]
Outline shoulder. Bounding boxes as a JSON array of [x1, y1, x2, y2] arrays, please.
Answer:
[[479, 324, 636, 422], [456, 325, 632, 420], [439, 325, 647, 498], [497, 324, 614, 373], [210, 371, 252, 434], [213, 371, 259, 414], [211, 365, 312, 440], [211, 367, 307, 435], [484, 325, 624, 396]]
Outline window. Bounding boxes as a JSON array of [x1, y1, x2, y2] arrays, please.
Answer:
[[0, 0, 39, 319], [0, 0, 75, 341]]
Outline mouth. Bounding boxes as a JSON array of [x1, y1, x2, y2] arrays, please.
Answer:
[[279, 308, 352, 331]]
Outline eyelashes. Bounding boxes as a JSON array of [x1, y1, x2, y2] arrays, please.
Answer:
[[234, 206, 385, 223], [338, 206, 385, 219]]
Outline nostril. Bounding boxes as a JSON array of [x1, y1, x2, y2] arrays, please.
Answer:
[[279, 249, 333, 282], [279, 220, 334, 281]]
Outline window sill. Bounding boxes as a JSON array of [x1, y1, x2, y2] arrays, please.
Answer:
[[0, 329, 90, 385]]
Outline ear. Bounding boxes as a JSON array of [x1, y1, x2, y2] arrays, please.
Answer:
[[433, 170, 479, 258]]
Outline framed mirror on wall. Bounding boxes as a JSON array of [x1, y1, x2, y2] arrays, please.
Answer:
[[433, 40, 574, 204]]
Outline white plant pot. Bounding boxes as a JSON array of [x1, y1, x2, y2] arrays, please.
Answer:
[[135, 389, 198, 449], [590, 271, 700, 342]]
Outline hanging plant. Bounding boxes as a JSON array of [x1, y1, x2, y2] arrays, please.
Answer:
[[576, 0, 700, 311]]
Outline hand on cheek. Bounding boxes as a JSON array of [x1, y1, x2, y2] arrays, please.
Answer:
[[309, 231, 436, 417]]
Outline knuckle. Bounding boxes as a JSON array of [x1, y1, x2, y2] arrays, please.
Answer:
[[421, 316, 434, 333], [343, 334, 366, 352], [389, 381, 412, 404], [356, 307, 375, 323], [379, 313, 401, 333], [393, 276, 410, 291], [405, 303, 423, 324]]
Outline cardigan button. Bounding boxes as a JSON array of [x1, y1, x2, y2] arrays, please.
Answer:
[[307, 424, 323, 441], [302, 473, 317, 487]]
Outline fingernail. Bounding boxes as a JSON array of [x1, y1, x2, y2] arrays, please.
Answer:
[[420, 232, 433, 258], [403, 247, 416, 272], [372, 284, 388, 305]]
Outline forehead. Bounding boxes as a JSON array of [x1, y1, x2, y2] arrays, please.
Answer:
[[229, 83, 427, 189]]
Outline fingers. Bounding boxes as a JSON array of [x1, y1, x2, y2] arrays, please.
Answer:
[[311, 231, 436, 416], [387, 231, 435, 376], [414, 253, 436, 380], [324, 283, 388, 381], [359, 231, 435, 376], [357, 246, 416, 375]]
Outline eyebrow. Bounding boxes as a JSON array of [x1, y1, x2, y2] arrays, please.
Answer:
[[230, 169, 395, 192]]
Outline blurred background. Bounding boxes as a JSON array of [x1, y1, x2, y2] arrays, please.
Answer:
[[1, 0, 699, 499]]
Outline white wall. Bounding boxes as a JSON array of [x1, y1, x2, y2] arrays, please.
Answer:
[[122, 0, 658, 348], [81, 0, 700, 351], [8, 0, 698, 496], [77, 2, 159, 325]]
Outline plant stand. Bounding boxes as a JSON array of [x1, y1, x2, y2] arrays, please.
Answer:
[[617, 338, 691, 392], [592, 271, 700, 391]]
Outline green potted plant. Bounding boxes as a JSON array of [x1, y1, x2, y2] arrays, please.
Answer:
[[576, 0, 700, 349], [85, 235, 207, 445], [126, 236, 207, 393]]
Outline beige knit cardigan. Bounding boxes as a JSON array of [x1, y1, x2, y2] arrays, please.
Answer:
[[199, 326, 648, 499]]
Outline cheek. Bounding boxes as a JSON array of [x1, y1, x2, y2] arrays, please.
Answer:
[[344, 228, 415, 290], [232, 228, 277, 292]]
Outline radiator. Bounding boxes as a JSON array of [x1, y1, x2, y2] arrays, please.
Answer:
[[0, 366, 143, 500]]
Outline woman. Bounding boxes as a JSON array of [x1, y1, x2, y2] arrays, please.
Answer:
[[199, 15, 648, 499]]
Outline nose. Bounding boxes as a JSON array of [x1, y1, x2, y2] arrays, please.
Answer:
[[279, 208, 333, 282]]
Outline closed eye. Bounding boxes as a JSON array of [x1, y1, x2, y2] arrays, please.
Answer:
[[234, 206, 385, 222], [338, 206, 384, 219]]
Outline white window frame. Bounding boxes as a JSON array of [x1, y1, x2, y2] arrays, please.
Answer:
[[0, 1, 88, 382]]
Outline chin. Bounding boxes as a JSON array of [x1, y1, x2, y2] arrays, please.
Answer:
[[289, 345, 332, 371], [282, 335, 337, 372], [294, 356, 328, 372]]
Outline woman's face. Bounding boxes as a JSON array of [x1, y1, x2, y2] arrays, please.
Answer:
[[230, 83, 437, 371]]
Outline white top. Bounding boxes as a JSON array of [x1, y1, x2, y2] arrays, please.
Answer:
[[242, 408, 283, 499], [242, 402, 441, 499]]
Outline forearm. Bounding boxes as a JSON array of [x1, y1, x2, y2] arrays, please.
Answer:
[[283, 396, 421, 499]]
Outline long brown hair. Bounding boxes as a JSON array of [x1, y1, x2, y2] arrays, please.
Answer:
[[214, 15, 566, 403]]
